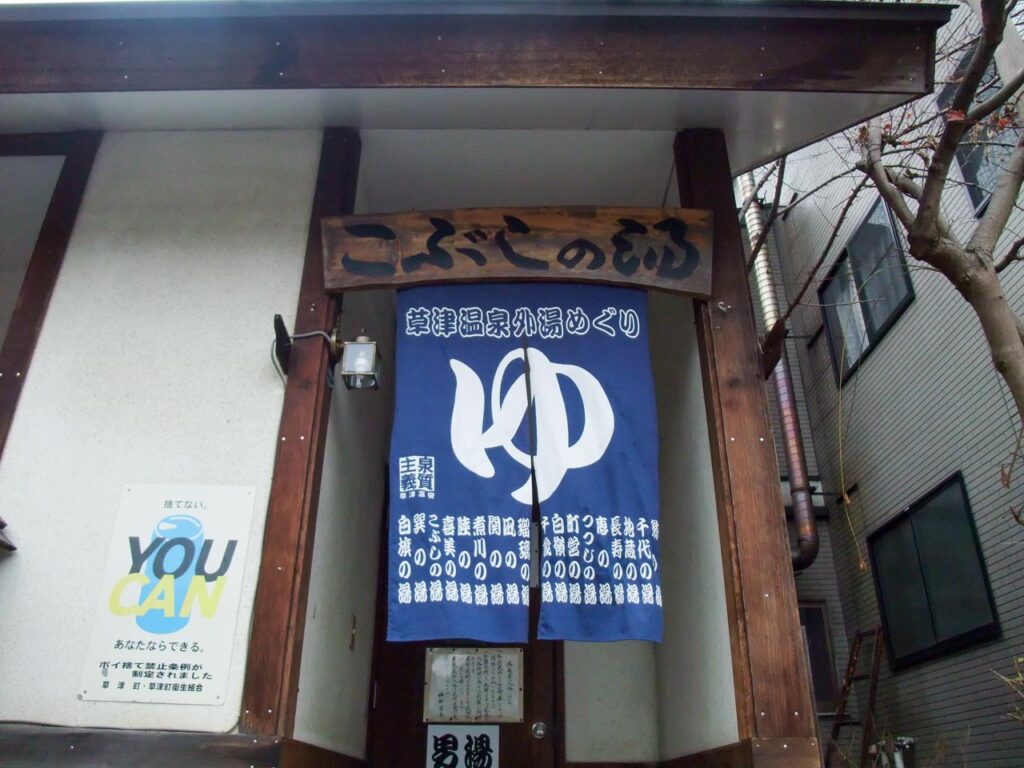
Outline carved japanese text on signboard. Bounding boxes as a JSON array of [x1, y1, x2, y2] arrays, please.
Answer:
[[321, 207, 713, 297]]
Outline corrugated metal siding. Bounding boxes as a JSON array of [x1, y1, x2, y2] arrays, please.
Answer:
[[771, 6, 1024, 763]]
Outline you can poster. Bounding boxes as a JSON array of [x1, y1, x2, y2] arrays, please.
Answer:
[[79, 484, 254, 705]]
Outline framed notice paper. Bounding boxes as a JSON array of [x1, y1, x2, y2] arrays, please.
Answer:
[[423, 647, 523, 723]]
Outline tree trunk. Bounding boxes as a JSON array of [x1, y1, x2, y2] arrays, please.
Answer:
[[964, 261, 1024, 426]]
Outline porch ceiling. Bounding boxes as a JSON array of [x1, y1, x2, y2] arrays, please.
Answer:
[[0, 87, 911, 175], [0, 0, 951, 174]]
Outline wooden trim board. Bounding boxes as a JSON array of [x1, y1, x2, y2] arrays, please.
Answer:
[[675, 129, 817, 746], [240, 127, 361, 736], [0, 726, 366, 768], [0, 131, 101, 466], [660, 738, 820, 768], [0, 10, 944, 96]]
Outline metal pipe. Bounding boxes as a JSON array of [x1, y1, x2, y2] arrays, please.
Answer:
[[739, 172, 819, 570]]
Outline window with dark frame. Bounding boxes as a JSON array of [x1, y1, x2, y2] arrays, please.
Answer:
[[867, 474, 1000, 670], [818, 198, 914, 382], [936, 50, 1019, 214], [799, 601, 840, 713]]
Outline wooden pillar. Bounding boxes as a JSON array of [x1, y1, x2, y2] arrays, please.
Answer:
[[241, 128, 361, 737], [673, 129, 819, 764], [0, 132, 101, 465]]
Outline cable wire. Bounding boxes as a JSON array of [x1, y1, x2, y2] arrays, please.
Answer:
[[270, 330, 335, 387]]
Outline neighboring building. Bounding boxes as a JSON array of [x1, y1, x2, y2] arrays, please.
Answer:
[[760, 6, 1024, 765]]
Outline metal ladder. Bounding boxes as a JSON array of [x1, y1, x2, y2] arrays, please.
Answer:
[[824, 626, 883, 768]]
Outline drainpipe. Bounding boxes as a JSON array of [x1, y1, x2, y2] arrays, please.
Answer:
[[739, 172, 819, 571]]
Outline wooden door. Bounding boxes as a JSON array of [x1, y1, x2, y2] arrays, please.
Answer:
[[367, 517, 559, 768]]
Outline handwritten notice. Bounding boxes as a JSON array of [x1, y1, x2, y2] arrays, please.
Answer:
[[424, 647, 523, 723], [322, 207, 713, 297]]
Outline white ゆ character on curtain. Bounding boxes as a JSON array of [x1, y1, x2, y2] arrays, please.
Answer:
[[449, 347, 614, 504]]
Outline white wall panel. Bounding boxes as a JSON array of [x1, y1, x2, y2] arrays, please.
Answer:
[[0, 129, 320, 731], [293, 289, 395, 758], [650, 292, 739, 760], [564, 293, 737, 762]]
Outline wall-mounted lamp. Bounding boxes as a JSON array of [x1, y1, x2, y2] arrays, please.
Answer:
[[272, 315, 381, 391], [333, 332, 381, 390]]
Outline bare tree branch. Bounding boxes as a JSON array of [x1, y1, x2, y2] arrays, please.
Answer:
[[860, 119, 917, 230], [971, 133, 1024, 255], [890, 169, 963, 248], [969, 64, 1024, 121], [773, 175, 871, 332], [995, 234, 1024, 271], [916, 0, 1007, 235], [758, 0, 1024, 465], [952, 0, 1006, 115], [1006, 0, 1021, 24], [738, 160, 779, 222], [745, 156, 786, 272], [777, 168, 860, 217]]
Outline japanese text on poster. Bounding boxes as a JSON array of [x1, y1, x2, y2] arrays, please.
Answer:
[[79, 484, 254, 705]]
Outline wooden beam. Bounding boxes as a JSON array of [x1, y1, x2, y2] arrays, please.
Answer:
[[0, 725, 280, 768], [0, 132, 85, 155], [0, 726, 367, 768], [660, 737, 820, 768], [0, 8, 945, 95], [322, 207, 713, 297], [240, 127, 361, 736], [674, 130, 818, 748], [279, 738, 367, 768], [0, 131, 101, 465]]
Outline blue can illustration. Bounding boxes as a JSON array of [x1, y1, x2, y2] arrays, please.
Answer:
[[136, 514, 204, 634]]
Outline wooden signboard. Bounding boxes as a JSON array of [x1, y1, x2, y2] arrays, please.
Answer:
[[322, 207, 713, 297]]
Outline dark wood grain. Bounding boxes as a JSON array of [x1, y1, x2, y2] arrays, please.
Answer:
[[0, 132, 80, 155], [322, 207, 713, 297], [0, 131, 100, 465], [368, 473, 555, 767], [279, 738, 367, 768], [0, 726, 366, 768], [240, 127, 361, 736], [0, 725, 280, 768], [694, 287, 754, 738], [659, 737, 820, 768], [675, 130, 817, 743], [0, 11, 945, 95], [368, 594, 557, 766]]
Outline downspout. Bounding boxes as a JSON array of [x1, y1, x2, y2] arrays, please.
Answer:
[[739, 172, 819, 571]]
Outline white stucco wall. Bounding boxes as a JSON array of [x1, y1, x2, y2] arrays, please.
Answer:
[[293, 289, 396, 758], [564, 639, 660, 762], [0, 155, 63, 339], [563, 293, 738, 763], [0, 129, 321, 731], [651, 292, 739, 760]]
